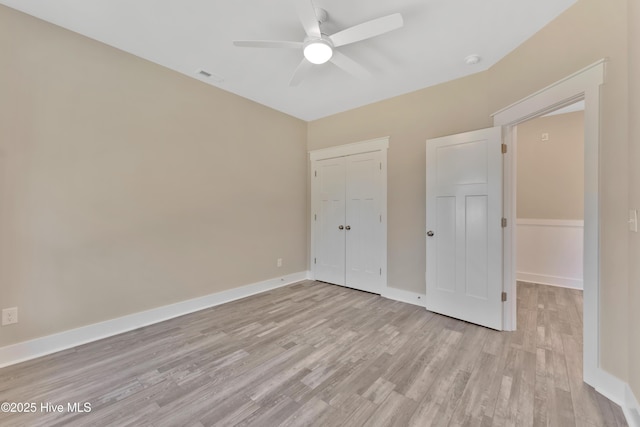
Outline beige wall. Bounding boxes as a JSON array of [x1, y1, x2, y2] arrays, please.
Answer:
[[309, 0, 629, 380], [516, 111, 584, 220], [628, 0, 640, 403], [0, 6, 307, 347]]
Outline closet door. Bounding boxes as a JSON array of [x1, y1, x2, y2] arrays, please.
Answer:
[[345, 151, 384, 293], [314, 157, 346, 286]]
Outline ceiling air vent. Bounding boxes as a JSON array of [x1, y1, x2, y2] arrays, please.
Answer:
[[196, 69, 224, 82]]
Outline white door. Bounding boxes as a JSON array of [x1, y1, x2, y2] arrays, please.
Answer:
[[345, 151, 383, 293], [315, 157, 346, 286], [426, 127, 503, 330], [313, 151, 384, 293]]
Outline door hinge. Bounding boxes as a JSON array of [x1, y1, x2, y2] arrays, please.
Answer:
[[380, 162, 382, 170], [314, 170, 317, 177], [501, 292, 507, 302], [380, 268, 382, 276], [314, 214, 317, 221], [501, 218, 507, 228], [380, 214, 382, 223], [314, 258, 317, 264], [501, 144, 507, 154]]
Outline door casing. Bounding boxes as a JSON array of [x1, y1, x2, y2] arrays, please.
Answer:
[[493, 59, 605, 388]]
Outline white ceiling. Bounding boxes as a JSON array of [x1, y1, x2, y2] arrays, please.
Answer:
[[1, 0, 577, 121]]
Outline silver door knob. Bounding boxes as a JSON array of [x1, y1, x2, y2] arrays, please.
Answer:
[[427, 230, 434, 237], [345, 225, 351, 230], [338, 225, 344, 230]]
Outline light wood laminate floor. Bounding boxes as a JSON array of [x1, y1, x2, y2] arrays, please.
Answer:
[[0, 281, 627, 426]]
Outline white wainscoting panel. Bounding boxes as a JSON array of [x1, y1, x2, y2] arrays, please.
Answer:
[[517, 219, 584, 289]]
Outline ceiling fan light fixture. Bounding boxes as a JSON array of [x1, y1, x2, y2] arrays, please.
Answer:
[[303, 39, 333, 64]]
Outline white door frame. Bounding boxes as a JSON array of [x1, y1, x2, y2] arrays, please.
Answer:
[[309, 137, 389, 290], [492, 59, 605, 387]]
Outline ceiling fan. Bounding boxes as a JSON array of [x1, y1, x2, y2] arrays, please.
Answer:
[[233, 1, 404, 86]]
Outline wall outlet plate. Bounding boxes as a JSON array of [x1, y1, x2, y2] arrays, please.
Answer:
[[630, 209, 638, 233], [2, 307, 18, 326]]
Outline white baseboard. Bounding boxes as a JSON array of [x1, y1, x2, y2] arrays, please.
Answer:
[[594, 367, 627, 407], [517, 272, 583, 290], [625, 383, 640, 427], [591, 367, 640, 427], [381, 286, 426, 307], [0, 271, 309, 369]]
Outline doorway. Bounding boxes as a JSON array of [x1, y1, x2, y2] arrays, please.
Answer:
[[515, 103, 585, 291], [493, 60, 604, 387]]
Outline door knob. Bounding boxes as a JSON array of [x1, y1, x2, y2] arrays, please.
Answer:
[[345, 225, 351, 230], [338, 225, 344, 230], [427, 230, 434, 237]]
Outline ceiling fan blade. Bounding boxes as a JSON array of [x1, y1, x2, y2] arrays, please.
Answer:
[[330, 51, 371, 80], [233, 40, 303, 49], [289, 58, 314, 86], [329, 13, 403, 48], [296, 0, 321, 38]]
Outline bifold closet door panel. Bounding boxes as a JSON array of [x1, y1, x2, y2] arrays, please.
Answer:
[[314, 157, 346, 286], [345, 151, 383, 292]]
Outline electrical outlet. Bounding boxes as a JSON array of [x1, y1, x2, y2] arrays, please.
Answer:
[[630, 209, 638, 232], [2, 307, 18, 326], [541, 133, 550, 141], [277, 258, 283, 267]]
